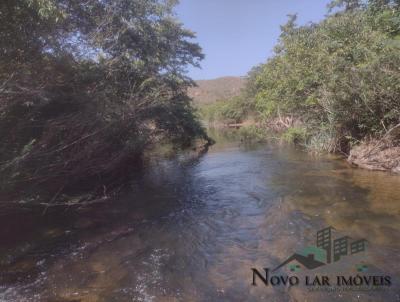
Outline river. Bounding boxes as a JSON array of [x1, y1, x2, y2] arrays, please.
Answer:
[[0, 131, 399, 301]]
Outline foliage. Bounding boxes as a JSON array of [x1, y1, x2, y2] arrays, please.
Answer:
[[253, 0, 400, 152], [199, 96, 248, 125], [238, 125, 265, 142], [0, 0, 208, 204], [282, 127, 309, 144]]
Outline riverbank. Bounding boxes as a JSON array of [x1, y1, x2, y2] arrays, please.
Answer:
[[210, 124, 400, 174], [0, 136, 213, 212], [348, 140, 400, 173]]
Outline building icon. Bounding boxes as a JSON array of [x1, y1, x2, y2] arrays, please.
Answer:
[[317, 226, 334, 263], [333, 236, 350, 262], [273, 226, 368, 272], [351, 239, 368, 254]]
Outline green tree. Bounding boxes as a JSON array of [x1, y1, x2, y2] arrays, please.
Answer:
[[328, 0, 363, 12], [0, 0, 208, 204], [253, 1, 400, 151]]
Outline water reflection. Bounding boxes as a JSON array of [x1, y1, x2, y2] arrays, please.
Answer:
[[0, 132, 400, 301]]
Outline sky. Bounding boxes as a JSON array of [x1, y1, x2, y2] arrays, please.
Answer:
[[176, 0, 332, 80]]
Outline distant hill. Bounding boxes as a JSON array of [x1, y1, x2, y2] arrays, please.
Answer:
[[188, 76, 246, 104]]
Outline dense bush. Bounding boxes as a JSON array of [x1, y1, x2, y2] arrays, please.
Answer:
[[253, 0, 400, 152], [282, 127, 309, 144], [199, 96, 247, 125], [0, 0, 208, 204], [238, 125, 265, 142]]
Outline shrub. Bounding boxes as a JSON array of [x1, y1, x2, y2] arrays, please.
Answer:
[[238, 125, 265, 142], [0, 0, 208, 205], [282, 127, 309, 144], [253, 1, 400, 153]]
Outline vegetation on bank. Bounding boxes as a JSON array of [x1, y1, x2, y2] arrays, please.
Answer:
[[199, 96, 249, 126], [255, 0, 400, 153], [203, 0, 400, 155], [0, 0, 209, 205], [197, 67, 260, 127]]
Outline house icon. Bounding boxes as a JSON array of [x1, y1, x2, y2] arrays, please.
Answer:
[[272, 247, 326, 272]]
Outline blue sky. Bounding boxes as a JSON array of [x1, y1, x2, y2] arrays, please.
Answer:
[[176, 0, 332, 80]]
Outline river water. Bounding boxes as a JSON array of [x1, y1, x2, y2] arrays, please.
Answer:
[[0, 132, 400, 301]]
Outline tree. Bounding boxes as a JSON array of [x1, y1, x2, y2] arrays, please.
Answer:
[[0, 0, 208, 204], [253, 0, 400, 152], [328, 0, 363, 12]]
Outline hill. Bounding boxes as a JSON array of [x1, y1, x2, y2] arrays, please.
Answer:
[[189, 76, 246, 104]]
